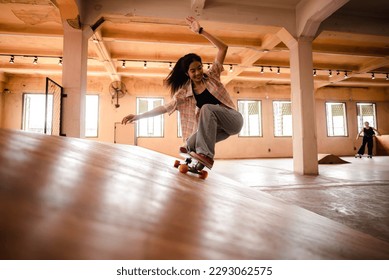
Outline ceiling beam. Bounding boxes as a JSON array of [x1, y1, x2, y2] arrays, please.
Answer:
[[221, 34, 281, 84], [91, 30, 120, 81], [51, 0, 81, 29], [357, 57, 389, 74], [191, 0, 206, 16], [296, 0, 350, 37]]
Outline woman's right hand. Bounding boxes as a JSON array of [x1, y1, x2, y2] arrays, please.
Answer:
[[122, 114, 138, 125]]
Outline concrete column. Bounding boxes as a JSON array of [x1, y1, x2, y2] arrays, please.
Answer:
[[61, 22, 91, 138], [289, 37, 318, 175]]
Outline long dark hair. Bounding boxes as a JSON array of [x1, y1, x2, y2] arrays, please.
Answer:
[[164, 53, 202, 96]]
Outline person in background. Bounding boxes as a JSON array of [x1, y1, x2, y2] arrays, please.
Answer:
[[356, 121, 381, 158], [121, 16, 243, 169]]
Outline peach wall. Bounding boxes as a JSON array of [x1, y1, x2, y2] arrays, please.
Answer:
[[1, 74, 388, 159]]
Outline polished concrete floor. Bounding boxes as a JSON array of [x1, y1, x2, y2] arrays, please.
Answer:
[[213, 156, 389, 243]]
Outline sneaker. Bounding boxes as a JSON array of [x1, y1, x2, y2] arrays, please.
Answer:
[[190, 152, 214, 169]]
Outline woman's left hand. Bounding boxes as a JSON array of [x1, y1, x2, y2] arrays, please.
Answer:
[[186, 16, 201, 33]]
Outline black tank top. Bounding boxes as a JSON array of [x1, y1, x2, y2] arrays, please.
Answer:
[[194, 88, 221, 108], [363, 127, 375, 138]]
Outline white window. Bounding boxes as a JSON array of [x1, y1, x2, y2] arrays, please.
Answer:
[[85, 95, 99, 138], [357, 103, 376, 132], [22, 93, 53, 134], [326, 102, 348, 136], [238, 100, 262, 137], [136, 97, 164, 137], [273, 101, 292, 136]]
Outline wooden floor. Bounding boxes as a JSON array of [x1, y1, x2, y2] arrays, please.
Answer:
[[1, 128, 389, 260]]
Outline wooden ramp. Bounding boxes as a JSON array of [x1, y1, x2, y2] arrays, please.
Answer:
[[1, 128, 388, 260]]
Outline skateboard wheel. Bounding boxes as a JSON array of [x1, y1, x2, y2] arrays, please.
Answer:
[[199, 170, 208, 180], [179, 164, 189, 174], [174, 160, 180, 168]]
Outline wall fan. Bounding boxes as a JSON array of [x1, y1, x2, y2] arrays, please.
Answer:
[[109, 81, 127, 108]]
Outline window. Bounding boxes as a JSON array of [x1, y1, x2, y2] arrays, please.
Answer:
[[136, 97, 164, 137], [357, 103, 376, 132], [22, 93, 53, 134], [326, 102, 348, 136], [273, 101, 292, 136], [238, 100, 262, 137], [85, 95, 99, 137]]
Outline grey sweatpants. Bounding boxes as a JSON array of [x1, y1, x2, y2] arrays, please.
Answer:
[[186, 104, 243, 159]]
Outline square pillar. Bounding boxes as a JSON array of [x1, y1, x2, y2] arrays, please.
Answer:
[[61, 23, 91, 138], [289, 38, 318, 175]]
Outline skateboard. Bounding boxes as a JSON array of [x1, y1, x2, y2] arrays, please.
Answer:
[[355, 154, 372, 158], [174, 153, 208, 179]]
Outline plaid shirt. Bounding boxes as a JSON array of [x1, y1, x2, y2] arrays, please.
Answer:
[[164, 60, 236, 140]]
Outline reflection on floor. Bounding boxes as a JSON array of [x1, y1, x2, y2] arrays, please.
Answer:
[[213, 156, 389, 243]]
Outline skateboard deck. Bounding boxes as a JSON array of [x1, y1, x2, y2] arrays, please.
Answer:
[[174, 153, 208, 179]]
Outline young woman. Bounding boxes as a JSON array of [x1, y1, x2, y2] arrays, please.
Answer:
[[121, 17, 243, 169], [356, 121, 381, 158]]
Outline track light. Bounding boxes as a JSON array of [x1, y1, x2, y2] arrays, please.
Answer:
[[207, 63, 211, 70], [143, 61, 147, 69], [386, 73, 389, 81], [344, 71, 348, 78], [33, 56, 38, 65], [313, 69, 317, 76], [169, 62, 173, 70], [269, 66, 273, 72], [260, 66, 264, 74], [9, 55, 15, 64], [58, 57, 63, 66], [328, 70, 332, 77], [336, 70, 340, 75], [371, 73, 375, 80], [277, 67, 280, 74], [229, 64, 233, 72], [122, 60, 126, 68]]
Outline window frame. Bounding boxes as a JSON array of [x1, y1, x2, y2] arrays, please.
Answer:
[[237, 99, 263, 137], [136, 97, 164, 138], [85, 94, 100, 138], [325, 101, 348, 137], [356, 102, 377, 132], [273, 100, 292, 137], [21, 93, 53, 135]]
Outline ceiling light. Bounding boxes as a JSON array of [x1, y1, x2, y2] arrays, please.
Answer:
[[229, 64, 233, 72], [277, 67, 280, 74], [122, 60, 126, 68], [9, 55, 14, 64], [313, 69, 317, 76], [328, 70, 332, 77], [371, 73, 375, 80], [58, 57, 63, 66], [336, 70, 340, 75], [386, 73, 388, 81], [207, 63, 211, 70], [344, 71, 348, 78], [169, 62, 173, 70], [260, 66, 264, 74], [143, 61, 147, 69], [269, 66, 273, 72], [33, 56, 38, 65]]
